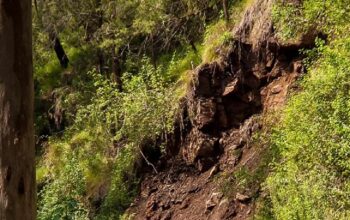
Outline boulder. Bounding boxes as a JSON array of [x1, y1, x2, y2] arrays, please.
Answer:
[[182, 128, 218, 165]]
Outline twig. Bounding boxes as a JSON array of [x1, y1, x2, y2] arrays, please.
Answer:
[[139, 147, 158, 174]]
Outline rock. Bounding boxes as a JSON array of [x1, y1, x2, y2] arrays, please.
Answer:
[[175, 198, 183, 204], [159, 200, 170, 210], [209, 199, 230, 220], [240, 91, 257, 103], [194, 64, 214, 97], [206, 200, 216, 213], [233, 149, 243, 166], [146, 197, 159, 218], [222, 78, 239, 96], [219, 138, 225, 146], [217, 104, 228, 128], [194, 98, 217, 130], [147, 187, 158, 196], [246, 208, 252, 215], [182, 128, 218, 165], [205, 192, 224, 213], [197, 158, 216, 172], [180, 198, 190, 210], [161, 211, 172, 220], [271, 85, 282, 94], [208, 165, 219, 179], [197, 138, 217, 159], [229, 144, 240, 151], [188, 186, 199, 194], [162, 203, 170, 210], [266, 52, 275, 69], [293, 60, 303, 73], [236, 193, 250, 202], [180, 202, 189, 210], [219, 198, 229, 207], [268, 60, 284, 79], [245, 73, 260, 89]]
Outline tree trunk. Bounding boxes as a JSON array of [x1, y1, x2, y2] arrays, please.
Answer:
[[49, 32, 69, 68], [223, 0, 229, 23], [0, 1, 36, 219], [97, 49, 105, 75], [111, 46, 123, 92]]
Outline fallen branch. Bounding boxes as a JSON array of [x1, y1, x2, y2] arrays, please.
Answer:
[[139, 147, 159, 174]]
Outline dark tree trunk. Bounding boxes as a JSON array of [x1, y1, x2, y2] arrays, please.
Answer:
[[49, 32, 69, 68], [0, 0, 36, 219], [84, 0, 103, 41], [97, 49, 105, 75], [190, 40, 197, 53], [151, 34, 156, 68], [223, 0, 229, 23], [111, 47, 123, 91]]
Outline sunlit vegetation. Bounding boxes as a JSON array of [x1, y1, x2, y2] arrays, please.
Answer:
[[259, 1, 350, 219], [33, 0, 254, 219], [33, 0, 350, 218]]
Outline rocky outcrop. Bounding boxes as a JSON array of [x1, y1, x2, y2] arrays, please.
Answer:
[[181, 37, 304, 170]]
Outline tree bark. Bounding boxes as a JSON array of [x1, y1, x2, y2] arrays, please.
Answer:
[[0, 0, 36, 219], [223, 0, 229, 23], [49, 32, 69, 68], [111, 46, 123, 92]]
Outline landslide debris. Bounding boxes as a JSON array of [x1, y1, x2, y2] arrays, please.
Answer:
[[127, 0, 317, 219]]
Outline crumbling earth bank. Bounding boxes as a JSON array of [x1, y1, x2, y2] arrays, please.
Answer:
[[128, 0, 316, 219]]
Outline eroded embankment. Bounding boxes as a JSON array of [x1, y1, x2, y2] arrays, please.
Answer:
[[127, 0, 318, 219]]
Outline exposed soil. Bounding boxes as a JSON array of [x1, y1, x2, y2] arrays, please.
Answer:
[[127, 0, 317, 219], [128, 62, 301, 219]]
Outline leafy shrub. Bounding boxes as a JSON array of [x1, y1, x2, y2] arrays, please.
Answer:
[[272, 0, 350, 40], [96, 145, 138, 219], [38, 57, 181, 219], [266, 38, 350, 220], [38, 154, 88, 220]]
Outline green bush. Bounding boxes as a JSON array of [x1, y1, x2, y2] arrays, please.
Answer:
[[38, 57, 181, 219], [266, 38, 350, 220], [261, 2, 350, 219], [272, 0, 350, 40], [96, 145, 138, 219], [38, 154, 88, 220]]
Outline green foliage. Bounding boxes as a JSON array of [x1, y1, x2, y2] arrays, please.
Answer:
[[202, 19, 233, 62], [74, 58, 179, 147], [272, 2, 303, 40], [96, 145, 138, 219], [35, 55, 63, 94], [219, 149, 273, 205], [228, 0, 254, 22], [32, 0, 227, 136], [201, 0, 253, 62], [165, 47, 202, 79], [272, 0, 350, 40], [260, 2, 350, 219], [300, 37, 326, 68], [38, 154, 88, 220], [266, 38, 350, 219], [38, 58, 181, 219], [33, 0, 262, 219], [254, 195, 274, 220], [119, 213, 136, 220]]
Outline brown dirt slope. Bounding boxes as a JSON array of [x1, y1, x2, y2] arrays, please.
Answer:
[[127, 0, 317, 219]]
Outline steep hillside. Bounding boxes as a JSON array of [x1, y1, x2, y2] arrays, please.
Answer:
[[126, 0, 318, 219], [34, 0, 350, 219]]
